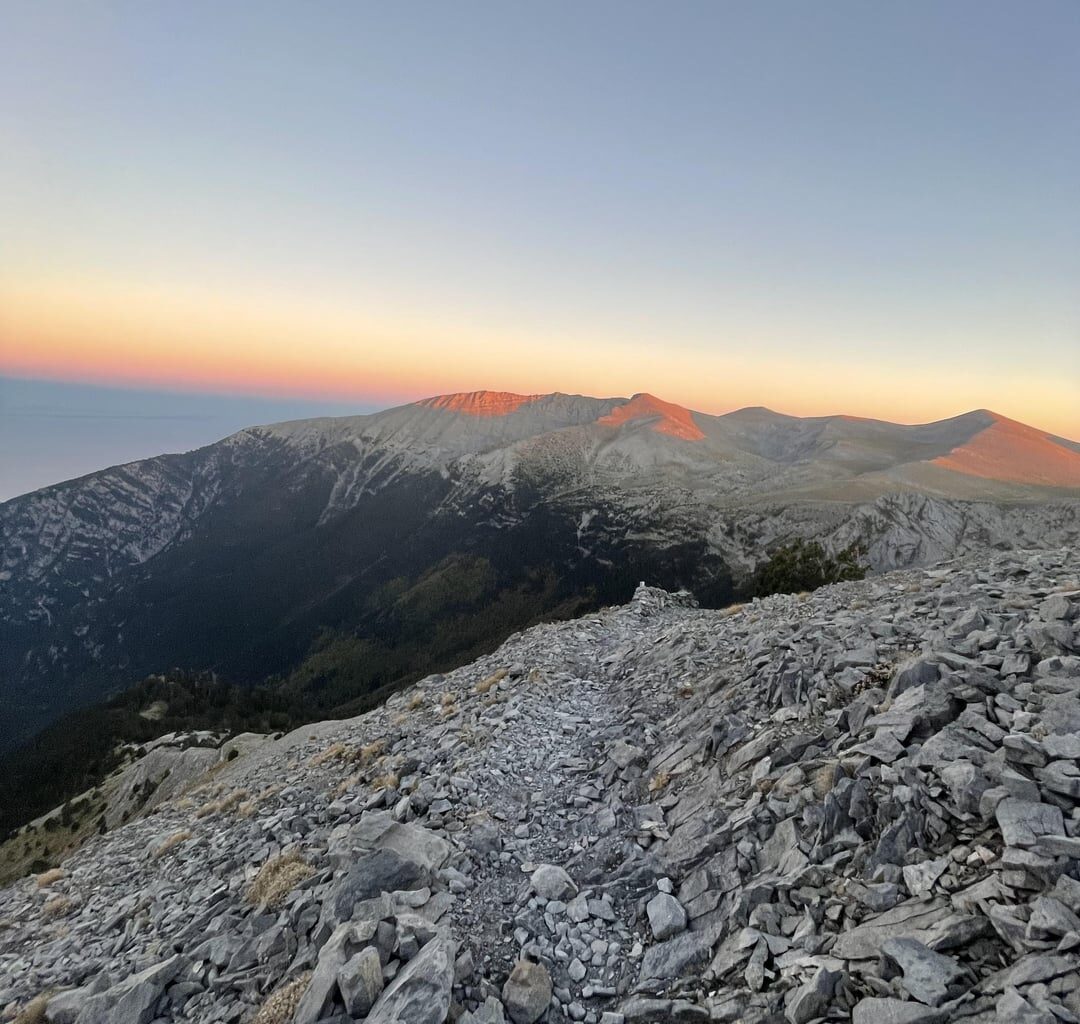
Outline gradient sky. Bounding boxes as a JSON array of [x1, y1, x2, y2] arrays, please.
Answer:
[[2, 0, 1079, 479]]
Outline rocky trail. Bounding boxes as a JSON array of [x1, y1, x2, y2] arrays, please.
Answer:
[[2, 549, 1080, 1024]]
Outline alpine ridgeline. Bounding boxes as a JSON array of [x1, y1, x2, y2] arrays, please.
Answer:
[[3, 390, 1080, 748], [2, 549, 1080, 1023]]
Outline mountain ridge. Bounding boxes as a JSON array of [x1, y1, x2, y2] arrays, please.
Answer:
[[2, 388, 1078, 754]]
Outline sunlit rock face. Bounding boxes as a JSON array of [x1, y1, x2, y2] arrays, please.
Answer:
[[930, 411, 1080, 487], [597, 393, 706, 441], [417, 391, 544, 417]]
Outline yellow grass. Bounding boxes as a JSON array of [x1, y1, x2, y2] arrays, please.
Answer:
[[42, 895, 73, 920], [310, 742, 347, 767], [475, 668, 507, 694], [35, 869, 64, 888], [196, 788, 249, 818], [334, 773, 360, 798], [357, 738, 387, 764], [13, 994, 50, 1024], [247, 850, 313, 908], [648, 770, 670, 793], [253, 972, 313, 1024], [153, 830, 192, 859]]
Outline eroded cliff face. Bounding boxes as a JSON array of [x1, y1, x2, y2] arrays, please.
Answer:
[[2, 549, 1079, 1023]]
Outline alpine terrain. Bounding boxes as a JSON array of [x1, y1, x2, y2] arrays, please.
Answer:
[[1, 549, 1079, 1024], [3, 390, 1079, 755]]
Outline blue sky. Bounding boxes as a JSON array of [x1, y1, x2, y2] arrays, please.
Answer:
[[1, 0, 1078, 494]]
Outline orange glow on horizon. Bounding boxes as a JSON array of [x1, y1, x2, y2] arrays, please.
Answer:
[[2, 277, 1078, 441]]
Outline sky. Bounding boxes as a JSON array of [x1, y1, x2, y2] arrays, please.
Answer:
[[1, 0, 1078, 496]]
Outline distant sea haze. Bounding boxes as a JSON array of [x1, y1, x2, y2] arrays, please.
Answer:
[[0, 377, 379, 500]]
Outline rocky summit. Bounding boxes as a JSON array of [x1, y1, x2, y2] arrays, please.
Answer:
[[2, 549, 1080, 1024]]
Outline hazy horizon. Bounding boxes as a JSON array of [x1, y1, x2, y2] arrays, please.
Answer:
[[4, 373, 1078, 502], [0, 376, 378, 500]]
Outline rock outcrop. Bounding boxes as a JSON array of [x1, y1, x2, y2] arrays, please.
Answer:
[[2, 548, 1079, 1023]]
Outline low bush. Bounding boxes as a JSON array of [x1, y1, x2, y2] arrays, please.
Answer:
[[752, 539, 866, 597]]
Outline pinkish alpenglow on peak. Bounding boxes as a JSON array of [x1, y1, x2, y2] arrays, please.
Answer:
[[416, 392, 544, 417], [596, 393, 705, 441]]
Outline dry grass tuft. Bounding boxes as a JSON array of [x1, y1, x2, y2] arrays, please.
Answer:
[[13, 994, 50, 1024], [200, 759, 231, 781], [35, 868, 64, 889], [237, 801, 258, 819], [334, 773, 360, 798], [648, 770, 671, 793], [196, 788, 249, 818], [42, 895, 73, 920], [247, 850, 313, 908], [406, 692, 424, 711], [475, 668, 507, 695], [153, 830, 192, 859], [371, 773, 399, 791], [310, 742, 347, 767], [810, 763, 843, 799], [720, 603, 744, 618], [356, 738, 387, 765], [253, 972, 313, 1024]]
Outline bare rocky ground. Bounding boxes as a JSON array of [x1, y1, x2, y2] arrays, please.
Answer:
[[2, 548, 1079, 1024]]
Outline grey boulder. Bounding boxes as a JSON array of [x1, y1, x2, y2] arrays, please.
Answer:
[[529, 863, 577, 901], [501, 959, 553, 1024], [851, 996, 946, 1024], [366, 933, 457, 1024], [74, 954, 185, 1024], [339, 945, 384, 1017], [646, 893, 687, 941], [881, 937, 965, 1007]]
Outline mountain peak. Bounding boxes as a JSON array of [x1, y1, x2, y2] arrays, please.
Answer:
[[417, 391, 545, 417], [597, 393, 705, 441], [931, 408, 1080, 486]]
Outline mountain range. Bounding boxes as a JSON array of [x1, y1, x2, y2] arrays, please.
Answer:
[[3, 389, 1079, 752]]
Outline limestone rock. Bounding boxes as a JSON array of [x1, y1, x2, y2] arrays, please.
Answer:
[[502, 959, 553, 1024], [366, 933, 457, 1024]]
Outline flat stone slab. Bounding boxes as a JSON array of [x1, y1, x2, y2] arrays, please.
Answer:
[[995, 798, 1065, 847]]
